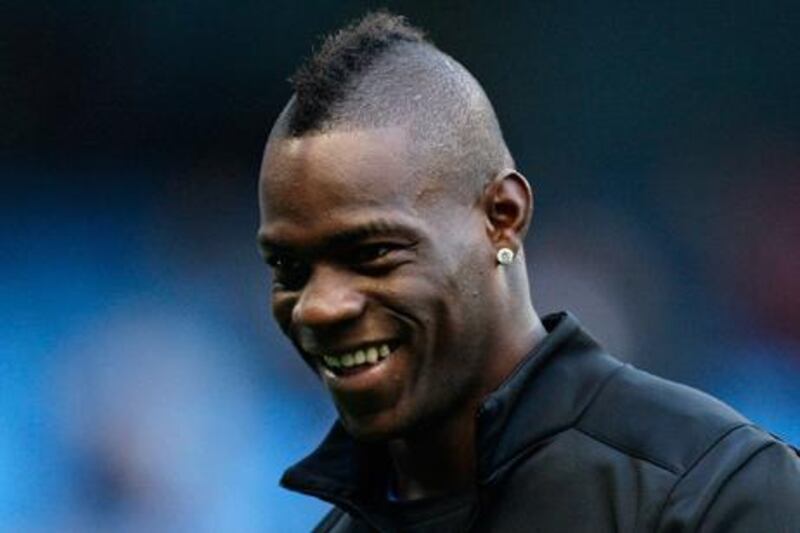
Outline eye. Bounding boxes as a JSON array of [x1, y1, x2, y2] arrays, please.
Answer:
[[347, 242, 416, 273], [266, 254, 310, 290], [352, 243, 397, 264]]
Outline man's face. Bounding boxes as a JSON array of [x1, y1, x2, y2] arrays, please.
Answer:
[[258, 126, 496, 439]]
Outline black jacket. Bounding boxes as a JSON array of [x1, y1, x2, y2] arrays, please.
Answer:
[[282, 312, 800, 532]]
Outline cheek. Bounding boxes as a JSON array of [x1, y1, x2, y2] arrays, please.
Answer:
[[377, 245, 486, 327], [429, 210, 492, 276], [368, 276, 434, 334], [456, 247, 494, 298], [378, 271, 466, 351]]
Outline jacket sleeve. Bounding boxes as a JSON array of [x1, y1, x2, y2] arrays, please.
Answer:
[[698, 441, 800, 532]]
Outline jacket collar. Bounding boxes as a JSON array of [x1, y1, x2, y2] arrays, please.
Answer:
[[475, 311, 624, 484], [281, 312, 624, 508]]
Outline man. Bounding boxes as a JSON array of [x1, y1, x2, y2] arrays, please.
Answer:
[[257, 12, 800, 532]]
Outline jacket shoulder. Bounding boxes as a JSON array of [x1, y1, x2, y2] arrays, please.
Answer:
[[576, 364, 754, 475], [658, 426, 800, 531]]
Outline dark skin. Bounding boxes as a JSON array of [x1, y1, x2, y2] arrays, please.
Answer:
[[258, 126, 546, 500]]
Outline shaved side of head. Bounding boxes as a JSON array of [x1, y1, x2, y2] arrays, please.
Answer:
[[268, 11, 513, 199]]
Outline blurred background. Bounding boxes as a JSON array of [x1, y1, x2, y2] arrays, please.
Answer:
[[2, 1, 798, 530]]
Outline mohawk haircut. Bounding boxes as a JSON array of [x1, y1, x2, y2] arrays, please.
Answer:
[[270, 11, 513, 195], [288, 11, 427, 134]]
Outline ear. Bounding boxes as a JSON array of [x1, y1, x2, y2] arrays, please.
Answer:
[[482, 169, 534, 248]]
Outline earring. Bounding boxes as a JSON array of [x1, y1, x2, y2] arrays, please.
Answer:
[[496, 247, 515, 265]]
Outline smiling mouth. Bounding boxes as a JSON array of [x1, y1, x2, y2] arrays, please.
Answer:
[[317, 341, 400, 376]]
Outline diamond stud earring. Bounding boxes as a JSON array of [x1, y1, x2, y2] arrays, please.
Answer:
[[496, 247, 515, 265]]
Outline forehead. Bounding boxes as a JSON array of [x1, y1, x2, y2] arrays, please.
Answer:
[[262, 126, 411, 206], [258, 127, 447, 244]]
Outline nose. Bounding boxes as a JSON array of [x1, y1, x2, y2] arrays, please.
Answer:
[[291, 265, 366, 330]]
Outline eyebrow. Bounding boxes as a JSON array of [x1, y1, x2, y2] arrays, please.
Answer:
[[257, 219, 422, 254]]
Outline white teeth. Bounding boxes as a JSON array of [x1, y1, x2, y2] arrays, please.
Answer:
[[366, 347, 378, 363], [320, 342, 396, 371], [354, 350, 366, 364]]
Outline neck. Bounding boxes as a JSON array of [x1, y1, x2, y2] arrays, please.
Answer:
[[387, 403, 479, 500], [387, 300, 546, 501]]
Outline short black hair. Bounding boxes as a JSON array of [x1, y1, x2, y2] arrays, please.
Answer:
[[288, 11, 427, 135], [270, 11, 513, 195]]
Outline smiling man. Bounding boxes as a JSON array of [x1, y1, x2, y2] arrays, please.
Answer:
[[257, 12, 800, 533]]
